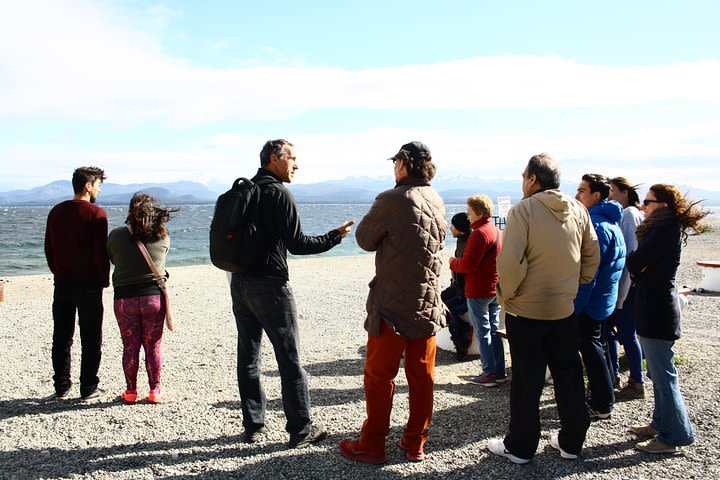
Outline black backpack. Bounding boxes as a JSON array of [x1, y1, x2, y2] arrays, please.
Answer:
[[209, 177, 277, 272]]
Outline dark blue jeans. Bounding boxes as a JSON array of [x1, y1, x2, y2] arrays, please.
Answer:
[[230, 274, 312, 436], [579, 313, 615, 413], [52, 281, 104, 396], [441, 285, 472, 352], [503, 313, 590, 459], [613, 288, 644, 383]]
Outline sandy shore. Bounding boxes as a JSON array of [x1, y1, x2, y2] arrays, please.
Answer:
[[1, 224, 719, 479]]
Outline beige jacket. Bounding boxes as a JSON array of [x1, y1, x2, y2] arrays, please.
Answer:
[[497, 189, 599, 320], [356, 178, 447, 339]]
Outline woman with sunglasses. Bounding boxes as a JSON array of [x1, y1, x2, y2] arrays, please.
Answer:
[[627, 184, 707, 454]]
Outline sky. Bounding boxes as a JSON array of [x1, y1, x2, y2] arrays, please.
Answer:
[[1, 0, 720, 192]]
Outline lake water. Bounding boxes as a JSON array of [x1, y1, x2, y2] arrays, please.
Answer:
[[0, 203, 470, 277]]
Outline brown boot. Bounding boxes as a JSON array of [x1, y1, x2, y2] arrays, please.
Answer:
[[616, 379, 645, 400]]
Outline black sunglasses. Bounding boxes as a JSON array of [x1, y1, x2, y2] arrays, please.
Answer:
[[643, 199, 660, 206]]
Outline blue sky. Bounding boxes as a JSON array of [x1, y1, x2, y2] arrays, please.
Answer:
[[1, 0, 719, 192]]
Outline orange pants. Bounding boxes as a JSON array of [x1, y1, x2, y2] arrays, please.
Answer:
[[359, 321, 437, 454]]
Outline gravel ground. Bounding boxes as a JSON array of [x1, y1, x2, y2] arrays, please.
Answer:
[[1, 222, 718, 479]]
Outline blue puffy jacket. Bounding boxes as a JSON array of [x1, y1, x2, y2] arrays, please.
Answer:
[[574, 200, 626, 320]]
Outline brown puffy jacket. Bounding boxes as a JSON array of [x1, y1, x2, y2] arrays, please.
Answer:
[[356, 177, 448, 339]]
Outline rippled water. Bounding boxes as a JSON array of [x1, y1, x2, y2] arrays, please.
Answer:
[[0, 203, 471, 277]]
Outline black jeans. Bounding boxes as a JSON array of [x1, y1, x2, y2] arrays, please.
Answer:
[[230, 274, 312, 436], [578, 313, 615, 413], [52, 282, 104, 396], [504, 313, 590, 459]]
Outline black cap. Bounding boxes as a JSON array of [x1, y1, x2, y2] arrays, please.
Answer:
[[389, 141, 431, 162], [451, 212, 471, 233]]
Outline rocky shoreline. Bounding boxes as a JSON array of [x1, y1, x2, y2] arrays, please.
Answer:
[[1, 223, 718, 479]]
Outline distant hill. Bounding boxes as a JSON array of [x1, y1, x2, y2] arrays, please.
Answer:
[[0, 181, 218, 206], [2, 177, 720, 206]]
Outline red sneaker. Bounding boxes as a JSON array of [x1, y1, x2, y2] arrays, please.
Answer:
[[147, 388, 168, 404], [121, 390, 137, 405], [339, 439, 387, 465], [399, 437, 425, 462]]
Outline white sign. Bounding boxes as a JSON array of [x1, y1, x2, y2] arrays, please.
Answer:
[[497, 196, 512, 217]]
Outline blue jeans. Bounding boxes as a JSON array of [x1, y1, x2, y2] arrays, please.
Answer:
[[467, 296, 504, 376], [442, 285, 472, 352], [230, 273, 312, 436], [614, 288, 644, 383], [638, 336, 694, 446]]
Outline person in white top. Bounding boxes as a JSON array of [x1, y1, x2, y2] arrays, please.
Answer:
[[607, 177, 645, 399]]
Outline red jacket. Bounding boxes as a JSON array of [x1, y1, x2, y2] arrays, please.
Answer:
[[449, 217, 501, 298]]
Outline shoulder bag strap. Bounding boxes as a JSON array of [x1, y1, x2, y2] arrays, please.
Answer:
[[126, 225, 174, 332]]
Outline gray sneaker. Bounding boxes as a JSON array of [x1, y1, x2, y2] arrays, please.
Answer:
[[80, 388, 105, 403], [288, 422, 327, 448], [467, 374, 497, 387], [55, 387, 71, 399], [244, 426, 268, 444], [587, 406, 611, 420]]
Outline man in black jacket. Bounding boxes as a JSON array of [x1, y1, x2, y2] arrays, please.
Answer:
[[231, 139, 354, 447]]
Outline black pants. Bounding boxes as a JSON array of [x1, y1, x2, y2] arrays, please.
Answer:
[[52, 282, 104, 396], [503, 313, 590, 459], [579, 313, 615, 413], [231, 274, 312, 436]]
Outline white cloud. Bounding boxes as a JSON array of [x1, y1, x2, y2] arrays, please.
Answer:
[[1, 1, 719, 192], [1, 1, 720, 126]]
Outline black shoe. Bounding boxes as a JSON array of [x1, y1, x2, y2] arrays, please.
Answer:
[[288, 422, 327, 448], [55, 387, 71, 399], [80, 388, 105, 403], [244, 426, 268, 443]]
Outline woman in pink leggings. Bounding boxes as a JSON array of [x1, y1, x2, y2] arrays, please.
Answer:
[[107, 193, 177, 404]]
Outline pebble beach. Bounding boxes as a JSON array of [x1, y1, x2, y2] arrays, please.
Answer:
[[1, 222, 719, 479]]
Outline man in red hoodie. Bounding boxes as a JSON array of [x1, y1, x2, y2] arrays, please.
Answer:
[[450, 194, 504, 387], [45, 166, 109, 402]]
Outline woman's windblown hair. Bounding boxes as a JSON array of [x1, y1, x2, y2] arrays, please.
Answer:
[[125, 193, 179, 242], [646, 184, 710, 244]]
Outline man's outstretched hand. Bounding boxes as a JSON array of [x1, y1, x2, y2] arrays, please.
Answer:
[[335, 220, 356, 238]]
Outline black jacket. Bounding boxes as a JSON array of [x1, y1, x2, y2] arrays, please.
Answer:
[[248, 168, 341, 280], [626, 217, 682, 340]]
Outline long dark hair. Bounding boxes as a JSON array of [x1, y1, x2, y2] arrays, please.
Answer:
[[639, 184, 709, 244], [609, 176, 641, 208], [125, 193, 179, 242]]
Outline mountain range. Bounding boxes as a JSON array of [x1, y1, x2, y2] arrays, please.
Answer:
[[2, 177, 720, 206]]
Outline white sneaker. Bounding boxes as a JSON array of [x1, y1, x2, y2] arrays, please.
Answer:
[[549, 434, 578, 460], [487, 438, 530, 464]]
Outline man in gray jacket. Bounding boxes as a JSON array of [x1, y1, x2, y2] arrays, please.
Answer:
[[339, 141, 447, 465], [488, 153, 599, 464]]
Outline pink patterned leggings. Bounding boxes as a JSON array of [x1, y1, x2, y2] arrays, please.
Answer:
[[114, 295, 165, 391]]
